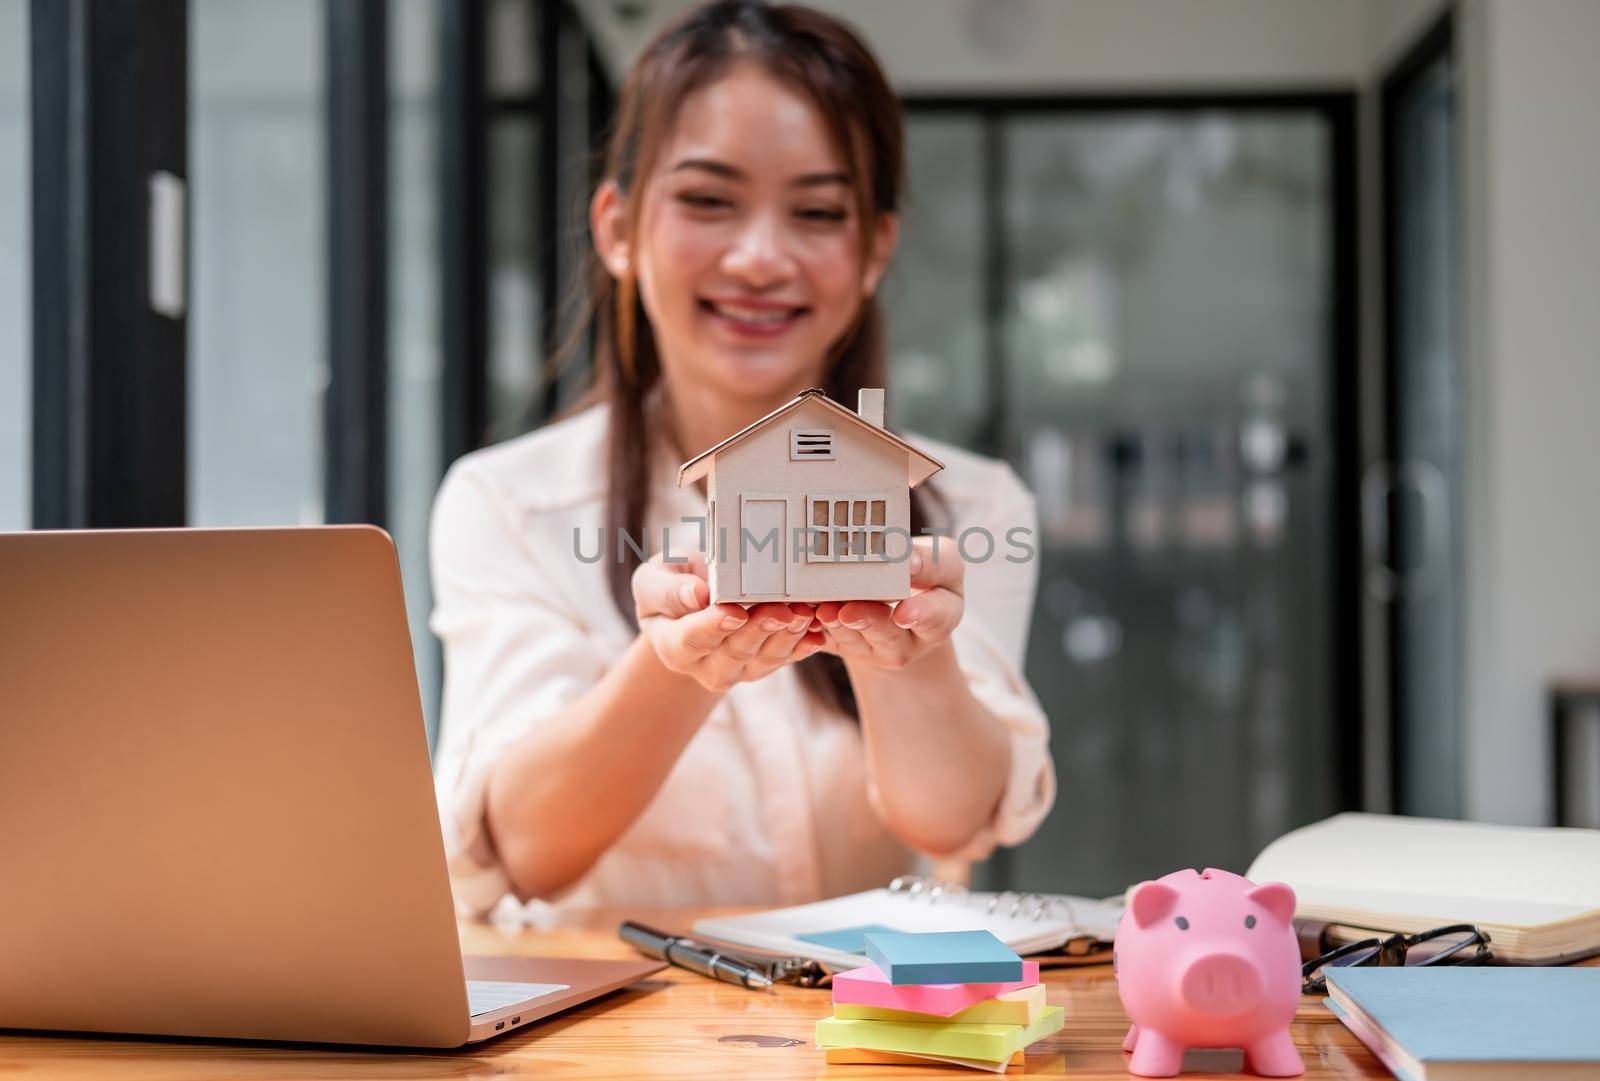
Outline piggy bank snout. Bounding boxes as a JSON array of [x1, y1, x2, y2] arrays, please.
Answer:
[[1179, 952, 1263, 1017]]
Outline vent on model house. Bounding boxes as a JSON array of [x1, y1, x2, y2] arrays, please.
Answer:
[[790, 428, 835, 460]]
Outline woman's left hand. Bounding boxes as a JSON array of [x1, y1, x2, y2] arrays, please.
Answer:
[[814, 535, 963, 671]]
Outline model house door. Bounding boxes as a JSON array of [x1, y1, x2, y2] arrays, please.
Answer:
[[740, 498, 786, 597]]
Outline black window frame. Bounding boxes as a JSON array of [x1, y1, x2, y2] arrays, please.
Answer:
[[31, 0, 189, 530]]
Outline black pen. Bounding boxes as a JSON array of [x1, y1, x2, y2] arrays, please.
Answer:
[[618, 920, 774, 991]]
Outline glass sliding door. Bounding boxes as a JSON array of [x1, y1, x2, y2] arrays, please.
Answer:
[[1382, 19, 1464, 817], [0, 0, 25, 530], [481, 0, 610, 439], [391, 0, 447, 748], [487, 113, 544, 436], [484, 0, 544, 437], [881, 116, 988, 449], [889, 102, 1350, 894], [189, 0, 327, 527]]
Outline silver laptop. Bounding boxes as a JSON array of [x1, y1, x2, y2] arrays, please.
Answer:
[[0, 526, 661, 1047]]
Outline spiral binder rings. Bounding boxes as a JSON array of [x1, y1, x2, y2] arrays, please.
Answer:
[[888, 875, 1096, 922], [691, 876, 1125, 975]]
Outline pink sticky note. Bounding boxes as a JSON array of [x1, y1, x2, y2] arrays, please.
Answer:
[[831, 961, 1041, 1018]]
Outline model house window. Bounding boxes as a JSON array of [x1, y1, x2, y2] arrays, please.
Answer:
[[790, 428, 835, 460], [806, 495, 888, 562]]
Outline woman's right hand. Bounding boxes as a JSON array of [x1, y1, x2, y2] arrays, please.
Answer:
[[633, 552, 824, 693]]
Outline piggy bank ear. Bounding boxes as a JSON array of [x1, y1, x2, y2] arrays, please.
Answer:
[[1129, 881, 1180, 929], [1246, 882, 1296, 927]]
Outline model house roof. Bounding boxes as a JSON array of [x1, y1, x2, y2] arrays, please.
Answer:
[[677, 387, 944, 489]]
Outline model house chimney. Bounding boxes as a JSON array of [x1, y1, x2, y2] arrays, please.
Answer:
[[858, 388, 885, 428]]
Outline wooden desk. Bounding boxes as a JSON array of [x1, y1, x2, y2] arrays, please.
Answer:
[[0, 907, 1388, 1079]]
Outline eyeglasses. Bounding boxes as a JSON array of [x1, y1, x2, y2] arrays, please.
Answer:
[[1301, 924, 1492, 994]]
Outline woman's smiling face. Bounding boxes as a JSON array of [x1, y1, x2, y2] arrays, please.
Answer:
[[623, 62, 896, 404]]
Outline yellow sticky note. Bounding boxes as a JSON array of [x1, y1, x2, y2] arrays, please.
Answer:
[[815, 1004, 1065, 1063], [825, 1047, 1026, 1070]]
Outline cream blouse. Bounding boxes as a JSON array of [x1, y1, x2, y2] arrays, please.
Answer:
[[429, 404, 1056, 919]]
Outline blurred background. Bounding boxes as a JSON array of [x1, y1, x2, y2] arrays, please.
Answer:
[[3, 0, 1597, 896]]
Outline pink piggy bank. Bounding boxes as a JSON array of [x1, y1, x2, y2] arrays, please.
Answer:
[[1114, 868, 1303, 1077]]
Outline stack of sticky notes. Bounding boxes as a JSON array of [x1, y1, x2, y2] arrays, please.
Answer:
[[815, 930, 1064, 1073]]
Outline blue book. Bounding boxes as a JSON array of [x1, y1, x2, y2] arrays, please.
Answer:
[[863, 930, 1023, 986], [1325, 967, 1600, 1081]]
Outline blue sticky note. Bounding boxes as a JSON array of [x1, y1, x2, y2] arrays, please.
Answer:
[[864, 929, 1023, 986], [795, 924, 904, 954]]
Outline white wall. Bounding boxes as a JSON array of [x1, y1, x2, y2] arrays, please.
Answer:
[[1355, 0, 1600, 824], [1460, 0, 1600, 824], [1364, 0, 1450, 75], [579, 0, 1367, 90]]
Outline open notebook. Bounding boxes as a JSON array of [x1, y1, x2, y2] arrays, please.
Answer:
[[692, 878, 1124, 971], [1245, 813, 1600, 964]]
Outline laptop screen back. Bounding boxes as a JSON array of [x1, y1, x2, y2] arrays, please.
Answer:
[[0, 527, 471, 1046]]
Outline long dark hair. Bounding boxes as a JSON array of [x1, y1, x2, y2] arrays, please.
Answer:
[[564, 0, 942, 716]]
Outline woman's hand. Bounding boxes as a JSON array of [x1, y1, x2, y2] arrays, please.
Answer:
[[633, 551, 825, 693], [814, 535, 964, 671]]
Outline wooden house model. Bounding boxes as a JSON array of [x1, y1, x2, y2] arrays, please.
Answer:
[[677, 388, 943, 604]]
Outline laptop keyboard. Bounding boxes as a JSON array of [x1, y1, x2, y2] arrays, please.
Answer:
[[467, 980, 570, 1017]]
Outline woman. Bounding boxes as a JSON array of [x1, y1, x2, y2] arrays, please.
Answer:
[[431, 0, 1054, 918]]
